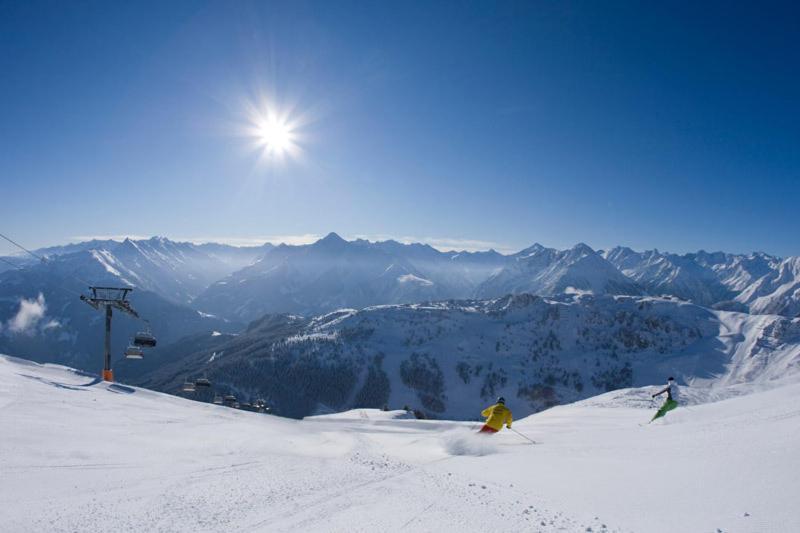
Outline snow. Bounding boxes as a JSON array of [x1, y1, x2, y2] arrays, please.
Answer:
[[397, 273, 434, 286], [90, 249, 135, 286], [305, 408, 416, 421], [2, 353, 799, 532]]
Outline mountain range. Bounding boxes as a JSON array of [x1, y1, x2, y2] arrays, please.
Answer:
[[3, 234, 798, 322], [1, 233, 799, 413]]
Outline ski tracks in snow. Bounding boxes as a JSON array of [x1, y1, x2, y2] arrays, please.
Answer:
[[245, 429, 617, 533]]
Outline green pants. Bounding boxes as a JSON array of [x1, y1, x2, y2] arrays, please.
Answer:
[[650, 399, 678, 422]]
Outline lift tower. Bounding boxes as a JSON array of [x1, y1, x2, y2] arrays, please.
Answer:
[[80, 287, 139, 382]]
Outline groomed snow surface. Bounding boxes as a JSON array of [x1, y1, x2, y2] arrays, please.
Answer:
[[1, 355, 798, 533]]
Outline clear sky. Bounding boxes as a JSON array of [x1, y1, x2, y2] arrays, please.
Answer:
[[1, 0, 798, 256]]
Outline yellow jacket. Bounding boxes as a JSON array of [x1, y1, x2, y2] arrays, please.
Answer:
[[481, 403, 512, 431]]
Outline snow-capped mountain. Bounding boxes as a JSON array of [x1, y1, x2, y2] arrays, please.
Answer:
[[693, 250, 780, 292], [139, 293, 800, 420], [0, 248, 243, 372], [604, 247, 799, 315], [476, 243, 642, 299], [0, 240, 119, 274], [100, 237, 270, 304], [3, 237, 269, 303], [193, 232, 509, 321], [735, 256, 800, 316], [6, 234, 799, 323], [602, 247, 734, 306], [3, 233, 800, 381]]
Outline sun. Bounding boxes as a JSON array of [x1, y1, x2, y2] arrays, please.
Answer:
[[243, 103, 303, 163], [256, 115, 294, 156], [239, 96, 307, 164]]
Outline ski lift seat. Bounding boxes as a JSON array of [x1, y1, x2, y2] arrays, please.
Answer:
[[124, 345, 144, 359], [133, 330, 157, 348], [195, 378, 211, 388], [182, 381, 196, 392]]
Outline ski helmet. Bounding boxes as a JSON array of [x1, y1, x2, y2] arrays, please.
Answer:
[[668, 376, 675, 382], [497, 397, 506, 404]]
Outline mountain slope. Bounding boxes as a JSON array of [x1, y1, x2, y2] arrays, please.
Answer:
[[603, 247, 734, 306], [735, 256, 800, 317], [2, 353, 798, 533], [106, 237, 268, 304], [140, 293, 800, 420], [476, 243, 642, 299]]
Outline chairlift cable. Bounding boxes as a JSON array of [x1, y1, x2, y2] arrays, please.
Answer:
[[0, 254, 85, 298], [0, 231, 47, 262], [1, 231, 101, 290]]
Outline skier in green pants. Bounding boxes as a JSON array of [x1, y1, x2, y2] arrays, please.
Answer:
[[650, 377, 679, 422]]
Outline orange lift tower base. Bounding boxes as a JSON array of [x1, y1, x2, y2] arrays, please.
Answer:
[[80, 287, 139, 382]]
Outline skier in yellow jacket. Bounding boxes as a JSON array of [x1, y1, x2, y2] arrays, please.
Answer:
[[479, 397, 513, 434]]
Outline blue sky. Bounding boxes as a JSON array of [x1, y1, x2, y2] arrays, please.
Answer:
[[1, 0, 798, 256]]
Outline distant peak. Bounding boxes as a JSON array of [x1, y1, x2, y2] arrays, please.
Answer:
[[518, 242, 545, 255], [571, 242, 595, 254], [321, 232, 345, 243], [314, 232, 348, 248]]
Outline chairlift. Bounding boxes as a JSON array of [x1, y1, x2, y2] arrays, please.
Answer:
[[195, 377, 212, 388], [133, 328, 157, 348], [213, 394, 223, 405], [182, 380, 196, 393], [124, 344, 144, 360]]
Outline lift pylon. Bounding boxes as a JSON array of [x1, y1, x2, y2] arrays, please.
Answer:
[[80, 287, 139, 382]]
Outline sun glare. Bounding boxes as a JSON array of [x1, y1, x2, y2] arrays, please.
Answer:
[[243, 102, 304, 164], [257, 115, 294, 155]]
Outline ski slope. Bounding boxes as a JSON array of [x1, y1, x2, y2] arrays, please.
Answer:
[[1, 354, 798, 532]]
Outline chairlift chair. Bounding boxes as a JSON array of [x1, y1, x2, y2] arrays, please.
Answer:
[[195, 377, 212, 388], [124, 344, 144, 360], [182, 380, 196, 393], [213, 394, 223, 405], [133, 328, 157, 348]]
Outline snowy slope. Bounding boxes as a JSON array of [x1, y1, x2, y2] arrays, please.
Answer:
[[1, 354, 798, 533]]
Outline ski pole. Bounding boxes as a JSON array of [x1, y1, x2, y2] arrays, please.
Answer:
[[509, 427, 538, 444]]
